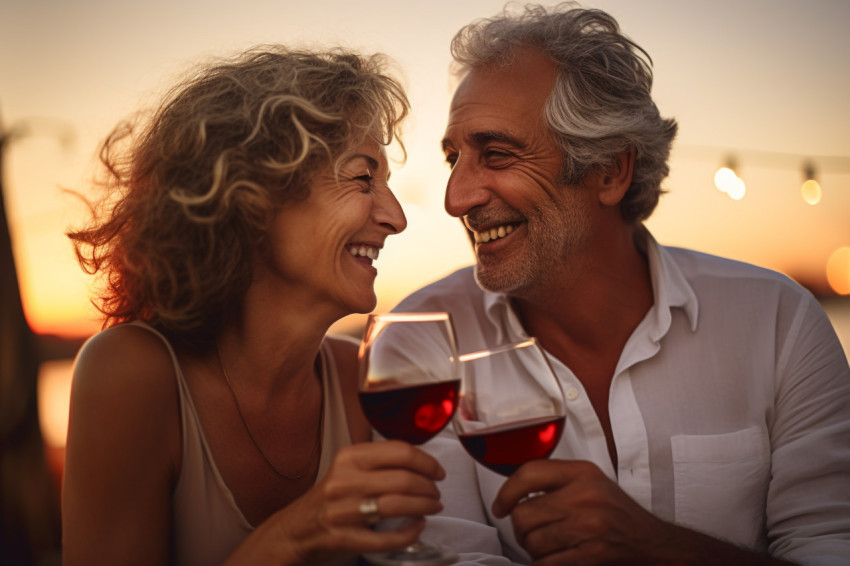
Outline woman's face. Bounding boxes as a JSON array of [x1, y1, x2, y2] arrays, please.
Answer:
[[263, 138, 407, 319]]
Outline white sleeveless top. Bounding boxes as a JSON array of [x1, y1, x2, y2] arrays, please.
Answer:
[[130, 322, 355, 566]]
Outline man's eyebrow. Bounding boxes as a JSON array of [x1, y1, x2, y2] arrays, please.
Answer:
[[441, 130, 527, 152]]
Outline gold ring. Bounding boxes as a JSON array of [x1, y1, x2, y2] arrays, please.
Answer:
[[359, 497, 381, 527]]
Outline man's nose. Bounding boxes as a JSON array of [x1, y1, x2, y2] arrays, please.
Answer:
[[444, 156, 490, 218]]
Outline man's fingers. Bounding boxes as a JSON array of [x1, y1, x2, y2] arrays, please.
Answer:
[[492, 459, 572, 518]]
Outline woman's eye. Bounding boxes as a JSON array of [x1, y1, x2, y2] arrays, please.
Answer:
[[353, 173, 373, 192]]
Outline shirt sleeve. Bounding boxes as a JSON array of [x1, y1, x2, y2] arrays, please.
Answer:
[[419, 429, 525, 565], [767, 294, 850, 565]]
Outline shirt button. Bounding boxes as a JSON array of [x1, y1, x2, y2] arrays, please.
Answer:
[[565, 387, 579, 401]]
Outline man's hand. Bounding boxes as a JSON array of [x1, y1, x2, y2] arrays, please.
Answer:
[[492, 459, 794, 566]]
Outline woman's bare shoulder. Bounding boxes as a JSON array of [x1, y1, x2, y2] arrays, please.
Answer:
[[74, 324, 177, 389], [70, 324, 182, 434]]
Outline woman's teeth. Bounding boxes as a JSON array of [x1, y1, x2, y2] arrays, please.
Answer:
[[474, 224, 515, 244], [348, 245, 379, 260]]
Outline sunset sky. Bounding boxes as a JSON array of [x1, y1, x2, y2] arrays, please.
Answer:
[[2, 0, 849, 339]]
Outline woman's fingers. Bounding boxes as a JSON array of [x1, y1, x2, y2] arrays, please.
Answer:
[[321, 517, 428, 554], [320, 492, 442, 528], [314, 442, 446, 532], [324, 466, 443, 502], [338, 440, 445, 479], [278, 442, 449, 563]]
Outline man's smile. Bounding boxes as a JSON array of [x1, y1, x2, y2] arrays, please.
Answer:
[[470, 223, 519, 244]]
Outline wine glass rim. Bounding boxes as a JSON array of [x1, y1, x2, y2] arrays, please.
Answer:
[[367, 311, 452, 323], [458, 337, 539, 362]]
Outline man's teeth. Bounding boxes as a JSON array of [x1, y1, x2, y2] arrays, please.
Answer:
[[348, 245, 379, 260], [474, 224, 515, 244]]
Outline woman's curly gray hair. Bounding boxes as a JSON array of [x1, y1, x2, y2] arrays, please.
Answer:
[[68, 45, 409, 347], [451, 2, 677, 223]]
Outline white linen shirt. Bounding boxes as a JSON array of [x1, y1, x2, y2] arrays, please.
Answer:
[[392, 232, 850, 566]]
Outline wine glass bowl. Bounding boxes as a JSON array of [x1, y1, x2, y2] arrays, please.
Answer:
[[358, 312, 460, 445], [454, 338, 566, 476]]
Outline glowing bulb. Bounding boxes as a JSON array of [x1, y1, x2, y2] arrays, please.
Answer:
[[727, 176, 746, 200], [714, 166, 745, 200], [714, 167, 738, 193], [801, 179, 822, 205], [826, 247, 850, 296]]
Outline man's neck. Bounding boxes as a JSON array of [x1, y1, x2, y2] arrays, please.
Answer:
[[513, 226, 653, 354]]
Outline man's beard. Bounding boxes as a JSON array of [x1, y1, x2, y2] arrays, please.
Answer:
[[474, 198, 590, 298]]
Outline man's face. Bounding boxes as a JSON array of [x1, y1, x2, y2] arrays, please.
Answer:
[[441, 48, 593, 296]]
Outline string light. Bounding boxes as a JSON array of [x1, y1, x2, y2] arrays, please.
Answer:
[[679, 145, 850, 296], [801, 161, 822, 205], [714, 157, 746, 200], [678, 145, 850, 204]]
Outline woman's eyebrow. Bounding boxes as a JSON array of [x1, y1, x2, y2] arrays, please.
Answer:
[[346, 153, 380, 170]]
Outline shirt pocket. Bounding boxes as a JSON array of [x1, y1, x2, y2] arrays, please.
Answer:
[[671, 426, 770, 550]]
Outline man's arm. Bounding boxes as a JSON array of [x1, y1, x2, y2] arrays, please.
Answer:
[[493, 295, 850, 566], [765, 297, 850, 563]]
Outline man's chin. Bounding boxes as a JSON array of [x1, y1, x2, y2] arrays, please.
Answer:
[[473, 264, 523, 294]]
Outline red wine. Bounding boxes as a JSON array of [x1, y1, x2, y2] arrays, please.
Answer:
[[459, 415, 565, 476], [360, 380, 460, 445]]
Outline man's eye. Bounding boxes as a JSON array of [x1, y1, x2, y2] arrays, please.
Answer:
[[482, 149, 516, 169], [444, 153, 458, 169], [485, 149, 512, 161]]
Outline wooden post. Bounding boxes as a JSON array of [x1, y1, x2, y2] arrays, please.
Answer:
[[0, 115, 61, 565]]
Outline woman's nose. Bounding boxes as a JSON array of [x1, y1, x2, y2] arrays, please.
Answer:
[[375, 186, 407, 234]]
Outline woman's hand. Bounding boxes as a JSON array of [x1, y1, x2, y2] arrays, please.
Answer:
[[231, 440, 445, 565]]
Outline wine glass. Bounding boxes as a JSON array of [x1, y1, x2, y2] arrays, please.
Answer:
[[358, 312, 460, 566], [454, 338, 566, 477]]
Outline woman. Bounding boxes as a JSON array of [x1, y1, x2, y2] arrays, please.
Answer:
[[62, 46, 445, 565]]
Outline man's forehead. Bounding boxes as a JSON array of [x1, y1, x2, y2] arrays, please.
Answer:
[[443, 74, 554, 148]]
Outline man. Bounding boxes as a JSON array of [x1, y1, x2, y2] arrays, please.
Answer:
[[392, 3, 850, 565]]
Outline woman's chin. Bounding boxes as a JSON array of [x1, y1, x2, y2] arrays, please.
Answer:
[[343, 292, 378, 317]]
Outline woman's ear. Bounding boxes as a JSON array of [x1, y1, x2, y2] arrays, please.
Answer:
[[595, 149, 635, 207]]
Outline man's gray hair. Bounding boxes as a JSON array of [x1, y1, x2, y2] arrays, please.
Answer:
[[451, 2, 678, 223]]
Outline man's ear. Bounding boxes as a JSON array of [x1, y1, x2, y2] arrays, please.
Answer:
[[595, 149, 635, 207]]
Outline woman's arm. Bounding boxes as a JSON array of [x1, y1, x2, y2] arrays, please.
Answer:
[[62, 326, 181, 566], [223, 440, 445, 565]]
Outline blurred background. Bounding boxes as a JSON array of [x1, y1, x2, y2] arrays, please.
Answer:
[[2, 0, 848, 563]]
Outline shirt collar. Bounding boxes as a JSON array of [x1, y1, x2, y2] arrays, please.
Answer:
[[481, 227, 699, 343], [481, 274, 527, 345], [640, 227, 699, 338]]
